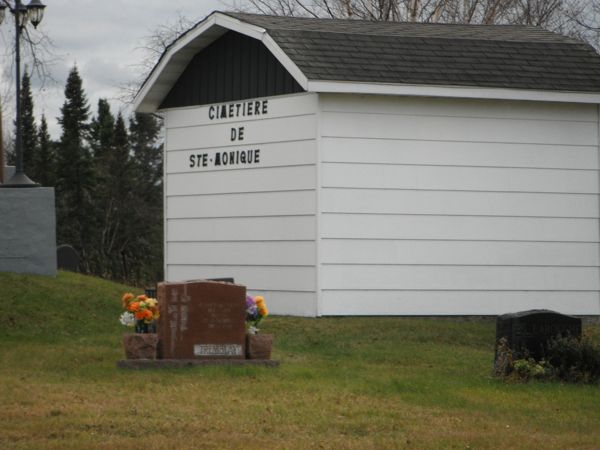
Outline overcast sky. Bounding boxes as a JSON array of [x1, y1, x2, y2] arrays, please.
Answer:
[[1, 0, 240, 138]]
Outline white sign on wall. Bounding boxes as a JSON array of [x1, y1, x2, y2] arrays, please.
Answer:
[[165, 94, 318, 175], [190, 99, 268, 170], [188, 147, 261, 170]]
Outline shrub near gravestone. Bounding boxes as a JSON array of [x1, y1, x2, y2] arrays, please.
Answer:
[[545, 334, 600, 383], [494, 310, 600, 383]]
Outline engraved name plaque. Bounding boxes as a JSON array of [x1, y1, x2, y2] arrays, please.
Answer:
[[194, 344, 243, 357]]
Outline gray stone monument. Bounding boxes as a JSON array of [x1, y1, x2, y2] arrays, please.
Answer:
[[0, 187, 57, 276]]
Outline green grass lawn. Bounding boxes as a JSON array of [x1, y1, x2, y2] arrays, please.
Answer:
[[1, 271, 599, 449]]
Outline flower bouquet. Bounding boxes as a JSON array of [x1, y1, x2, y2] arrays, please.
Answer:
[[246, 295, 268, 334], [120, 293, 160, 333], [245, 295, 273, 359], [120, 293, 160, 360]]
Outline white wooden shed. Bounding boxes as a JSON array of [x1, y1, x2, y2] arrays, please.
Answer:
[[134, 11, 600, 316]]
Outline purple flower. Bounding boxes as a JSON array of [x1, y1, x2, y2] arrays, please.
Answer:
[[246, 295, 258, 319]]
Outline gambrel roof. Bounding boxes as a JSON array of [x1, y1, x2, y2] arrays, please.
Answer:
[[135, 11, 600, 113]]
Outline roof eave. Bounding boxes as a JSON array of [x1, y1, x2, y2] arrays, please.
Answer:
[[308, 80, 600, 104]]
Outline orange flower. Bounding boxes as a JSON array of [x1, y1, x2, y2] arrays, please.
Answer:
[[143, 309, 154, 321], [128, 301, 141, 312], [122, 293, 134, 308], [137, 294, 148, 302], [135, 310, 146, 320], [122, 293, 134, 302]]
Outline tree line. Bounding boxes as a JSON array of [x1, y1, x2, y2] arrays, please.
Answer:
[[13, 66, 163, 285]]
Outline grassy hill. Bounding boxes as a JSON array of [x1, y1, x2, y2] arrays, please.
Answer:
[[0, 271, 137, 343], [0, 271, 599, 449]]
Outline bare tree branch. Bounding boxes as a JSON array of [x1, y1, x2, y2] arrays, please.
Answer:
[[231, 0, 600, 49]]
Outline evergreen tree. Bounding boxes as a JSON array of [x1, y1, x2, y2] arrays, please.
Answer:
[[98, 112, 135, 280], [88, 99, 116, 276], [0, 101, 4, 184], [33, 115, 56, 187], [129, 112, 164, 283], [89, 98, 114, 161], [113, 113, 137, 279], [55, 66, 94, 272], [19, 72, 38, 181], [130, 112, 162, 190]]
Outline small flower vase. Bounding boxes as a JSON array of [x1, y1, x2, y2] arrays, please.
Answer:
[[246, 333, 274, 360], [123, 333, 158, 360], [135, 320, 157, 334]]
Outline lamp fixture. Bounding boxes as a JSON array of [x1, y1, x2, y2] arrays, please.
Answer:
[[0, 0, 47, 187]]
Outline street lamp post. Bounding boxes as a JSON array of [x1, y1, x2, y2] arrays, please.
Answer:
[[0, 0, 46, 187]]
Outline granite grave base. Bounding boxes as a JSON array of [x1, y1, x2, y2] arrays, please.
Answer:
[[117, 358, 280, 369]]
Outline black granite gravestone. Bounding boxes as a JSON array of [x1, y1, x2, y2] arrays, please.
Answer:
[[57, 244, 80, 272], [496, 309, 582, 360]]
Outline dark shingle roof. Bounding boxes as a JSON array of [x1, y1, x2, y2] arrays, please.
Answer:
[[224, 12, 600, 92]]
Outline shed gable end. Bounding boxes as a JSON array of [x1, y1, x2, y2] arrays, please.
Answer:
[[160, 31, 304, 110]]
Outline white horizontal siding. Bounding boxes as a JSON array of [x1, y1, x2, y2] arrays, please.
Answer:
[[318, 95, 600, 316], [321, 214, 598, 242], [167, 216, 316, 241], [322, 163, 598, 194], [320, 291, 600, 316], [164, 94, 318, 316], [321, 240, 600, 266], [322, 138, 597, 170], [321, 265, 600, 291], [321, 111, 597, 146], [321, 189, 598, 218], [168, 241, 316, 266], [320, 94, 598, 122], [167, 165, 316, 196], [168, 191, 316, 219], [247, 290, 317, 316], [168, 265, 316, 292]]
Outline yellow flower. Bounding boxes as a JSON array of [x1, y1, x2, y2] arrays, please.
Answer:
[[146, 298, 158, 308], [258, 305, 269, 317]]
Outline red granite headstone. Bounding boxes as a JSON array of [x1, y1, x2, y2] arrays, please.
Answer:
[[157, 280, 246, 359]]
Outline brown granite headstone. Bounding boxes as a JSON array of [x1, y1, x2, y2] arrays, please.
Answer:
[[157, 280, 246, 359]]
